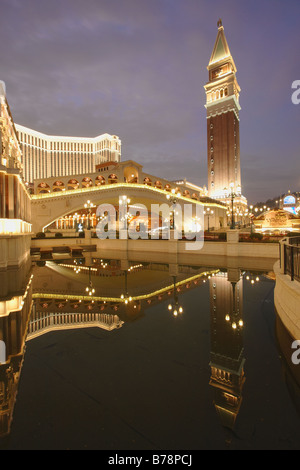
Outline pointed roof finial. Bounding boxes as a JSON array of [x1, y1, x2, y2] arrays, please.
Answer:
[[208, 20, 236, 72]]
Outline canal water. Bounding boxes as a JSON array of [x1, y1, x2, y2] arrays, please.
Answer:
[[1, 255, 300, 450]]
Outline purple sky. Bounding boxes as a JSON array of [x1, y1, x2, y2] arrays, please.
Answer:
[[0, 0, 299, 204]]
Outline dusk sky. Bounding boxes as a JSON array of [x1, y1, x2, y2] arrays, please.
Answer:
[[0, 0, 299, 204]]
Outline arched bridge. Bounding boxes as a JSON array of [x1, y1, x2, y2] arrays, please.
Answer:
[[31, 182, 227, 233]]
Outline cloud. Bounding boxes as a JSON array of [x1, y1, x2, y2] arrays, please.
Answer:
[[0, 0, 299, 201]]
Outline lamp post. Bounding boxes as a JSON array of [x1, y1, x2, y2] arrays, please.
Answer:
[[119, 195, 131, 234], [166, 189, 180, 230], [204, 208, 214, 232], [225, 183, 241, 230], [84, 200, 96, 230]]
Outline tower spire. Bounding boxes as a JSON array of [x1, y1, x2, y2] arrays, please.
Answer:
[[208, 20, 235, 71]]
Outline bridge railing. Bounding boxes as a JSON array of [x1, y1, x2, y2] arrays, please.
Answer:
[[280, 236, 300, 282]]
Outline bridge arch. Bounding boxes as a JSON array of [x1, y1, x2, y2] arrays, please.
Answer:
[[68, 179, 80, 190], [95, 175, 106, 186], [53, 181, 65, 192], [82, 177, 93, 189], [108, 174, 118, 184], [37, 182, 51, 194], [144, 177, 152, 186], [31, 183, 211, 233], [123, 166, 138, 183]]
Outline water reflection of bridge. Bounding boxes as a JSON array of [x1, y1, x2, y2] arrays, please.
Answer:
[[0, 252, 284, 444], [28, 256, 259, 436], [30, 260, 220, 339]]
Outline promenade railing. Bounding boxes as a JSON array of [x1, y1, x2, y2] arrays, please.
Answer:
[[280, 236, 300, 282]]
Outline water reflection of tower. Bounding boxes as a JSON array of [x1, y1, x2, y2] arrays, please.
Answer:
[[209, 269, 245, 434]]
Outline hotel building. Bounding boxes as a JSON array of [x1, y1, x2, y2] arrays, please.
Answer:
[[15, 124, 121, 185], [0, 81, 32, 267]]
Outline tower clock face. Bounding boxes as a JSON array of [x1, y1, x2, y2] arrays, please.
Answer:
[[213, 68, 222, 78], [212, 63, 230, 80], [212, 67, 224, 79]]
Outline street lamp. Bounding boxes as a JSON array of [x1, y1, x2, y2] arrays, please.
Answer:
[[225, 183, 240, 230], [166, 189, 180, 230], [204, 208, 214, 232], [84, 200, 96, 230]]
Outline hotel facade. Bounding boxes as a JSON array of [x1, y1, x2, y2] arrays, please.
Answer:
[[15, 124, 121, 185], [0, 81, 32, 267]]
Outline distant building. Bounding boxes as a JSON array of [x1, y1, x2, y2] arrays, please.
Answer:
[[253, 209, 300, 234], [15, 123, 121, 184], [280, 191, 299, 215]]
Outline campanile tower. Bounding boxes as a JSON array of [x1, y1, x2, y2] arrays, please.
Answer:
[[204, 20, 247, 216]]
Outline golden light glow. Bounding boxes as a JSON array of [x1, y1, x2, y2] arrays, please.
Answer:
[[32, 269, 220, 304], [0, 219, 32, 235], [31, 182, 226, 210]]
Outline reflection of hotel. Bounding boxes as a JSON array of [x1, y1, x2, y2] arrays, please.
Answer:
[[0, 260, 33, 437], [15, 123, 121, 185], [209, 270, 245, 433]]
